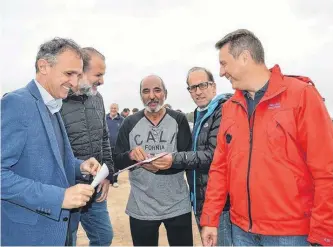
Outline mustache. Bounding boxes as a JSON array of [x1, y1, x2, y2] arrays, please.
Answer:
[[146, 100, 159, 105]]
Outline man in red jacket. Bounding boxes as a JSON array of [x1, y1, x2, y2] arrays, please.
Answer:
[[200, 29, 333, 246]]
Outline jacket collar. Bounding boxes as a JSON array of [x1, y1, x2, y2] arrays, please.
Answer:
[[107, 113, 122, 120], [231, 64, 288, 106], [27, 79, 70, 186]]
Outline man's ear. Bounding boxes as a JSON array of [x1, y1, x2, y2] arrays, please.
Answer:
[[37, 59, 48, 75], [240, 50, 251, 65]]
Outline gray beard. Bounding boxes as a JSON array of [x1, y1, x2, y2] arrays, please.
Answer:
[[144, 103, 163, 113]]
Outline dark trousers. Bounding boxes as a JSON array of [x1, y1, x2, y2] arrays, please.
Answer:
[[129, 212, 193, 246]]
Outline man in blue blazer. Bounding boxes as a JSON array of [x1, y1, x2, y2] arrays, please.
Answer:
[[1, 38, 101, 246]]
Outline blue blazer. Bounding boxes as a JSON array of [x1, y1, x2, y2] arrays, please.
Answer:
[[1, 80, 83, 246]]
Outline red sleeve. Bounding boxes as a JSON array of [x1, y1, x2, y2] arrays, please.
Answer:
[[297, 85, 333, 246]]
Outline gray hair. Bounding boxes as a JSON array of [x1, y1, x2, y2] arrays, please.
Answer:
[[186, 67, 215, 85], [110, 103, 119, 109], [35, 37, 82, 73], [215, 29, 265, 64], [140, 75, 167, 93], [81, 47, 105, 72]]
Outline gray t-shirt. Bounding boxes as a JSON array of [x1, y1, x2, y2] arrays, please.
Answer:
[[114, 109, 192, 220]]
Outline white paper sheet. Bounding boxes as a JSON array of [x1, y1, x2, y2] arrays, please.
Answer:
[[113, 152, 175, 176], [91, 163, 109, 188]]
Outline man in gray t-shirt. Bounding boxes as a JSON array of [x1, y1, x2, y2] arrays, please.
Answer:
[[114, 75, 193, 246]]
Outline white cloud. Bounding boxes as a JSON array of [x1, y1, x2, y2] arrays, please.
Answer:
[[1, 0, 332, 116]]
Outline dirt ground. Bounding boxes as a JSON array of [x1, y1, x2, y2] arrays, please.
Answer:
[[77, 172, 202, 246]]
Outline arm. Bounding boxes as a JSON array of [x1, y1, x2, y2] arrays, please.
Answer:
[[1, 94, 65, 221], [200, 108, 228, 227], [113, 118, 135, 169], [172, 108, 221, 170], [176, 114, 192, 152], [297, 85, 333, 246]]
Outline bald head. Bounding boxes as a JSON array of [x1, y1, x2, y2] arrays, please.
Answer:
[[140, 75, 166, 93], [140, 74, 167, 113]]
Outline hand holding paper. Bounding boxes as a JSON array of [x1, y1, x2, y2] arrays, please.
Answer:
[[80, 157, 101, 176], [113, 152, 175, 176], [91, 163, 109, 188]]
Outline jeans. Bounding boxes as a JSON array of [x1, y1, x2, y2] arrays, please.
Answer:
[[196, 211, 232, 246], [232, 224, 309, 246], [73, 191, 113, 246]]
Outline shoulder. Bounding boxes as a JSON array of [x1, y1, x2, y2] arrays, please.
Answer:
[[2, 87, 34, 107], [212, 93, 233, 117], [166, 108, 187, 123], [282, 75, 319, 106], [1, 88, 34, 126], [121, 110, 144, 131], [284, 75, 314, 93], [95, 92, 104, 101]]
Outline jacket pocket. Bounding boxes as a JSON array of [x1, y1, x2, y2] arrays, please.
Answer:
[[2, 202, 38, 225], [266, 110, 297, 156], [221, 118, 236, 152]]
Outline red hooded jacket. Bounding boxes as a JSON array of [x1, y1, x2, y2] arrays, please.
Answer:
[[200, 65, 333, 246]]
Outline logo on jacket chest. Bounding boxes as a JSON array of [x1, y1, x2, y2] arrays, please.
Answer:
[[268, 102, 281, 109]]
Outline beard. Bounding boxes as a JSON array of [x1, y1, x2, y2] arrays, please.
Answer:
[[70, 80, 94, 96], [143, 100, 164, 113]]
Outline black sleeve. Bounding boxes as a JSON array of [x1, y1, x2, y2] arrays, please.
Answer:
[[176, 114, 192, 152], [172, 106, 222, 171], [100, 98, 115, 180], [113, 117, 136, 170]]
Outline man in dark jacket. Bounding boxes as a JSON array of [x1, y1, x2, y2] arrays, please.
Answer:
[[106, 103, 124, 188], [60, 47, 114, 246], [151, 67, 232, 246], [121, 108, 130, 118]]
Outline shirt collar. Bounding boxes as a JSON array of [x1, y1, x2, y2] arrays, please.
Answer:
[[110, 113, 119, 120], [34, 79, 63, 114], [243, 81, 269, 99]]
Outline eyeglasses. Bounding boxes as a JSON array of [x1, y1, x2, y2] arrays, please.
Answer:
[[187, 81, 214, 93]]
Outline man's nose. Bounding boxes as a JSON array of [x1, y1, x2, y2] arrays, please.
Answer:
[[71, 75, 80, 88], [220, 66, 226, 77], [149, 91, 155, 99], [195, 87, 203, 95], [99, 76, 104, 85]]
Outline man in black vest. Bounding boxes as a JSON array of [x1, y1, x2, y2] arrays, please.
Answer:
[[60, 47, 114, 246]]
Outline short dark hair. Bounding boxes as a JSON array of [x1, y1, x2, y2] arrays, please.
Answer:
[[123, 108, 130, 112], [215, 29, 265, 64], [132, 108, 139, 113], [35, 37, 82, 73], [81, 47, 105, 72], [186, 67, 215, 85]]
